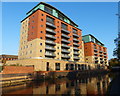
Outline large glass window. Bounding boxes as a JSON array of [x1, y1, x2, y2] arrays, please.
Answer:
[[55, 63, 60, 70], [44, 6, 52, 14], [46, 16, 54, 24], [61, 23, 67, 30], [58, 13, 64, 20]]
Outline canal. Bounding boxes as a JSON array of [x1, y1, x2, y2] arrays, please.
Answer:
[[1, 72, 120, 95]]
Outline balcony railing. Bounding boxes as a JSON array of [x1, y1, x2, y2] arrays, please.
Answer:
[[99, 50, 103, 53], [61, 49, 70, 53], [74, 56, 80, 59], [61, 28, 70, 34], [46, 22, 56, 29], [94, 49, 98, 52], [103, 52, 107, 54], [46, 28, 56, 34], [73, 38, 79, 42], [61, 34, 70, 39], [61, 54, 70, 59], [74, 52, 79, 55], [73, 47, 79, 51], [62, 44, 70, 49], [45, 46, 56, 51], [45, 40, 56, 45], [62, 39, 70, 44], [46, 34, 56, 39], [94, 53, 98, 55], [73, 43, 79, 47], [45, 52, 56, 57], [73, 33, 79, 38], [94, 56, 98, 59]]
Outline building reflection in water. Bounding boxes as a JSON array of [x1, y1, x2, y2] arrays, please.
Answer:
[[2, 74, 111, 95]]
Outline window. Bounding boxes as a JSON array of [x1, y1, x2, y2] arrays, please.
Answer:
[[40, 50, 42, 52], [41, 19, 43, 21], [55, 63, 60, 70], [46, 16, 54, 24], [32, 20, 34, 23], [40, 25, 43, 27], [61, 23, 67, 30], [40, 37, 42, 39], [46, 62, 49, 71], [40, 43, 42, 45], [55, 84, 60, 92], [44, 6, 52, 14], [41, 14, 44, 16], [40, 31, 43, 33], [32, 26, 34, 29], [30, 51, 32, 54], [58, 13, 64, 20]]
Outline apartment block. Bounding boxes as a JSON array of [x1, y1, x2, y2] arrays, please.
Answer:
[[82, 34, 108, 66], [13, 2, 87, 71], [6, 2, 108, 71]]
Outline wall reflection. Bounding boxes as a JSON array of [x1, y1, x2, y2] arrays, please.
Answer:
[[2, 74, 111, 95]]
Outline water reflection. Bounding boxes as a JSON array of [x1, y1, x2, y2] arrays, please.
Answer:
[[2, 74, 111, 95]]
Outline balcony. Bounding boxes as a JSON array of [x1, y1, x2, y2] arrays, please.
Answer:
[[45, 52, 56, 57], [94, 56, 98, 59], [73, 47, 79, 51], [74, 56, 80, 60], [62, 39, 70, 44], [61, 34, 70, 39], [62, 44, 70, 49], [99, 50, 103, 53], [61, 49, 70, 53], [45, 40, 56, 45], [46, 22, 56, 29], [94, 49, 98, 52], [46, 34, 56, 40], [100, 54, 103, 56], [73, 38, 79, 42], [45, 46, 56, 51], [73, 43, 79, 47], [94, 53, 98, 55], [103, 52, 107, 54], [61, 54, 70, 59], [74, 52, 79, 55], [95, 60, 98, 62], [73, 33, 79, 38], [100, 57, 103, 60], [61, 28, 70, 34], [46, 28, 56, 34]]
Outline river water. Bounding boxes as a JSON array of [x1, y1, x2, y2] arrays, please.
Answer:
[[1, 72, 118, 95]]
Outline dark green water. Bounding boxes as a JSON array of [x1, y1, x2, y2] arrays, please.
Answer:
[[2, 72, 119, 95]]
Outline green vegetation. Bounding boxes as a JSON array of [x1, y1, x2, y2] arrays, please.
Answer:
[[109, 58, 120, 67]]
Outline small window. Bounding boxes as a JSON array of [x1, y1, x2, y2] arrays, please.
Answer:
[[40, 50, 42, 52], [40, 37, 42, 39], [40, 25, 43, 27], [30, 51, 32, 54], [41, 14, 44, 16], [40, 43, 42, 45], [41, 19, 43, 21], [40, 31, 43, 33], [55, 63, 60, 70], [32, 26, 34, 29], [32, 20, 34, 23]]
